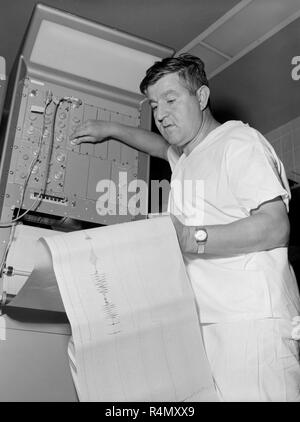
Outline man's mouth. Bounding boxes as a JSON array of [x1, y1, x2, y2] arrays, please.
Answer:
[[163, 124, 175, 130]]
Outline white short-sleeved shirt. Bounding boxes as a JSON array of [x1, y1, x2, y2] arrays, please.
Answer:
[[167, 120, 300, 323]]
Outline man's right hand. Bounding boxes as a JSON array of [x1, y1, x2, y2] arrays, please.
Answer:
[[69, 118, 168, 160], [69, 120, 117, 145]]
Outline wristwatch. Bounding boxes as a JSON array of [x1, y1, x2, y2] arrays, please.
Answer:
[[194, 227, 208, 254]]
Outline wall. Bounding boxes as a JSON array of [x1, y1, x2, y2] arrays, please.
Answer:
[[265, 116, 300, 282], [265, 115, 300, 185]]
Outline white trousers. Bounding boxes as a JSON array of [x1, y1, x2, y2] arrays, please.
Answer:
[[201, 318, 300, 402]]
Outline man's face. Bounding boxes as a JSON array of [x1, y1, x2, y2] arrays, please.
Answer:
[[146, 72, 202, 148]]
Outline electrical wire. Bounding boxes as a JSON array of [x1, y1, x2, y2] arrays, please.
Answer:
[[0, 94, 81, 228], [0, 222, 16, 277], [15, 92, 56, 219], [40, 97, 64, 197], [0, 96, 52, 227]]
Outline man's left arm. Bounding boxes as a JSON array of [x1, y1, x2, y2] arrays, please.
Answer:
[[171, 196, 290, 256]]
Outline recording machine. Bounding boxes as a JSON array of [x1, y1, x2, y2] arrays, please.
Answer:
[[0, 4, 172, 401]]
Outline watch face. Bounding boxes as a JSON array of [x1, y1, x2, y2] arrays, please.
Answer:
[[195, 229, 207, 242]]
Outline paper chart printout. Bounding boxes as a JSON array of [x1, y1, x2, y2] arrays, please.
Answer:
[[41, 216, 217, 401]]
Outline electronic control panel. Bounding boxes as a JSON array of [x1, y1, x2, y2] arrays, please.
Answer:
[[0, 77, 148, 226]]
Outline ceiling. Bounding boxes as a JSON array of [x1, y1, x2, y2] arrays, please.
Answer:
[[0, 0, 299, 135], [0, 0, 240, 76]]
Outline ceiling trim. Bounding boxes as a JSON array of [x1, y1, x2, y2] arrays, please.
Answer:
[[177, 0, 252, 55], [177, 0, 300, 79], [209, 7, 300, 78]]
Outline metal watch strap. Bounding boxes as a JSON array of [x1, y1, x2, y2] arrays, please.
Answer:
[[197, 243, 206, 254]]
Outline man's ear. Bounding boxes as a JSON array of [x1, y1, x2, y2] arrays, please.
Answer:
[[196, 85, 210, 110]]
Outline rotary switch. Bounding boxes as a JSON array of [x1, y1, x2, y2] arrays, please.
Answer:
[[56, 152, 66, 163], [56, 133, 64, 143], [54, 171, 63, 180]]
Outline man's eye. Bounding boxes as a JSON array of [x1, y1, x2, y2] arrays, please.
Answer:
[[167, 99, 175, 104]]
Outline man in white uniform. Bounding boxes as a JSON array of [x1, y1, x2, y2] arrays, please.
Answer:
[[70, 54, 300, 401]]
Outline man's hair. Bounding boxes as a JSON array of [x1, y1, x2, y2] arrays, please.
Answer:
[[139, 53, 209, 95]]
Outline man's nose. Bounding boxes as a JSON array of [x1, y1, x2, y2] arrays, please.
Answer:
[[156, 103, 168, 122]]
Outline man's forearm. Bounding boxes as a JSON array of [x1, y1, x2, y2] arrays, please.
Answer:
[[172, 204, 289, 256], [203, 213, 288, 255], [112, 123, 168, 160]]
